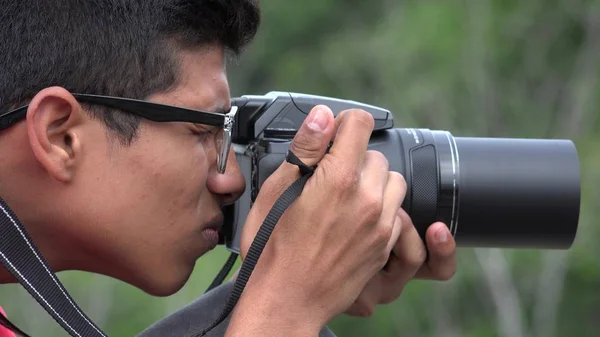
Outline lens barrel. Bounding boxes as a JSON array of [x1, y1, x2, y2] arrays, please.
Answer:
[[370, 128, 580, 249]]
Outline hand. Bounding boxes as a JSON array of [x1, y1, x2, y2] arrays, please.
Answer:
[[227, 105, 406, 336], [345, 212, 457, 317]]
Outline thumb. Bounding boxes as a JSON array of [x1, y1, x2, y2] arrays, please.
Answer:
[[286, 104, 335, 168], [240, 105, 335, 258], [265, 104, 335, 186]]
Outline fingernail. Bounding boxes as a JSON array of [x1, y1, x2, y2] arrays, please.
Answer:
[[436, 228, 448, 243], [307, 106, 328, 131]]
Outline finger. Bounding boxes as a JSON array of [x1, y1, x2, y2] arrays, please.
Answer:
[[359, 151, 390, 216], [380, 211, 426, 299], [328, 109, 375, 171], [329, 109, 350, 144], [378, 172, 406, 252], [344, 275, 383, 317], [414, 222, 457, 280], [344, 172, 406, 315]]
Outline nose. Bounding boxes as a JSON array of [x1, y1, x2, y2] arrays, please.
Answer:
[[206, 147, 246, 206]]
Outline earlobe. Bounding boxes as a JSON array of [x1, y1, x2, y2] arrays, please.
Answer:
[[26, 87, 84, 183]]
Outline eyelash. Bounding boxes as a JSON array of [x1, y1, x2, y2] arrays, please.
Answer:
[[193, 126, 219, 141]]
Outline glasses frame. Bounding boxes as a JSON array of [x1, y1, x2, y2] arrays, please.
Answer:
[[0, 93, 238, 174]]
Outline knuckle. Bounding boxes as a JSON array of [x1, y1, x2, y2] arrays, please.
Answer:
[[388, 171, 407, 197], [365, 190, 384, 213], [367, 150, 389, 170], [290, 130, 322, 155], [348, 109, 375, 129], [374, 225, 393, 249], [356, 303, 376, 318], [402, 249, 427, 269], [334, 167, 359, 191], [437, 268, 457, 281], [392, 171, 407, 191], [376, 252, 391, 270], [380, 288, 404, 304], [361, 192, 384, 223], [379, 295, 394, 305]]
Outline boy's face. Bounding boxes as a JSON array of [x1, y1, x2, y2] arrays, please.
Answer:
[[63, 45, 246, 296]]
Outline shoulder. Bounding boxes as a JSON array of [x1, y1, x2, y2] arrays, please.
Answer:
[[137, 281, 337, 337]]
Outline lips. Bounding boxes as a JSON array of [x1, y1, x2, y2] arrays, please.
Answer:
[[201, 213, 224, 249]]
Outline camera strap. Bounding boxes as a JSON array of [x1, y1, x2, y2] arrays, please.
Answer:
[[0, 197, 107, 337], [189, 149, 316, 337]]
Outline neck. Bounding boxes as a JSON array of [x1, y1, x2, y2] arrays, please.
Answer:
[[0, 199, 83, 285], [0, 150, 82, 285]]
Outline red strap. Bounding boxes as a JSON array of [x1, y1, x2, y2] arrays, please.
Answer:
[[0, 307, 16, 337]]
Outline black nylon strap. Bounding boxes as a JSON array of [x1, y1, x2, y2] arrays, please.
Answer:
[[191, 150, 316, 337], [0, 197, 107, 337], [285, 150, 315, 176]]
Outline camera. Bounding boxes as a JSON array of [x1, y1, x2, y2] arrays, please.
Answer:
[[219, 91, 581, 253]]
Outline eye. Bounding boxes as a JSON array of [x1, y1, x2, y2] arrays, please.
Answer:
[[202, 125, 221, 135], [192, 125, 219, 141]]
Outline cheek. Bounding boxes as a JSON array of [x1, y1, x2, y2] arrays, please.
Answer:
[[160, 152, 208, 204], [134, 138, 210, 212], [83, 124, 216, 238], [67, 131, 214, 267]]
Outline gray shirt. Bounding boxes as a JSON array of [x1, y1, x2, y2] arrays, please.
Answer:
[[137, 281, 337, 337]]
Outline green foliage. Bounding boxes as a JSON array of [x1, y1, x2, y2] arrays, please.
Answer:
[[2, 0, 599, 336]]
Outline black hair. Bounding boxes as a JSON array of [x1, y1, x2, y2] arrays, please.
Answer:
[[0, 0, 260, 144]]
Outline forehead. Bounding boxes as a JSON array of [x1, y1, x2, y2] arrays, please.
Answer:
[[149, 45, 231, 113]]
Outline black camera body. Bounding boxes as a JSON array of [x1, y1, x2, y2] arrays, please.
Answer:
[[219, 92, 581, 254]]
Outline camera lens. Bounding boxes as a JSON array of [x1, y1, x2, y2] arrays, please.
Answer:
[[369, 128, 580, 249]]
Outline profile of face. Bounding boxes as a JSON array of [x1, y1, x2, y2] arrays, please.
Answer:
[[8, 45, 246, 296]]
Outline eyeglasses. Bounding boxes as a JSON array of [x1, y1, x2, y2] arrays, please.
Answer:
[[0, 93, 238, 174]]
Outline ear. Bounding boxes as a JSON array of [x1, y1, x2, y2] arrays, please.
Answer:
[[26, 87, 85, 183]]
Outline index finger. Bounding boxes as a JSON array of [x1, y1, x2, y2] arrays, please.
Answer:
[[328, 109, 375, 170]]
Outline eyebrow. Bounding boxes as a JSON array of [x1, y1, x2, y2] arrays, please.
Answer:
[[211, 106, 229, 115], [203, 101, 232, 115]]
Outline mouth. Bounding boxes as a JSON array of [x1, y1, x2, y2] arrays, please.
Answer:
[[201, 213, 224, 249]]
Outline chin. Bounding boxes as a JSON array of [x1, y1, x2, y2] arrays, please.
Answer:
[[134, 265, 194, 297]]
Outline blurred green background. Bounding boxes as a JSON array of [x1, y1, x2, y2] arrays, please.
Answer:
[[2, 0, 600, 336]]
